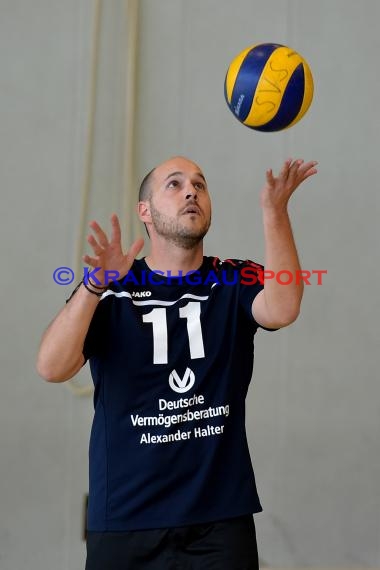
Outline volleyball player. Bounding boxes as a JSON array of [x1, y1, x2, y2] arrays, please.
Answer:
[[37, 156, 317, 569]]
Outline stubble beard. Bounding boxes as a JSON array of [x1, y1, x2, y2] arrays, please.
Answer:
[[149, 201, 211, 250]]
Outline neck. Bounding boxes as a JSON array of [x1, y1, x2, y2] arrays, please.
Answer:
[[145, 238, 204, 275]]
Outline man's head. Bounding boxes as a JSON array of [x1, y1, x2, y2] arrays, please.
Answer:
[[137, 156, 212, 249]]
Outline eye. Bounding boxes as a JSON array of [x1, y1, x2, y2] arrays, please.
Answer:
[[167, 179, 180, 189], [194, 181, 206, 191]]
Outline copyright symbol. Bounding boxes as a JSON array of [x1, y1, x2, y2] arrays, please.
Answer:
[[53, 267, 74, 285]]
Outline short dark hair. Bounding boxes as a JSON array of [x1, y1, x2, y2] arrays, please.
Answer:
[[138, 167, 155, 202], [138, 167, 156, 238]]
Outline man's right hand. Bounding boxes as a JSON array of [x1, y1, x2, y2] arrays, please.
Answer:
[[83, 214, 144, 287]]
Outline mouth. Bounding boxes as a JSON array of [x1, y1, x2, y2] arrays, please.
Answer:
[[182, 205, 201, 216]]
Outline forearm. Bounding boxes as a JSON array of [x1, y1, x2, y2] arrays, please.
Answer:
[[36, 284, 101, 382], [262, 206, 303, 324]]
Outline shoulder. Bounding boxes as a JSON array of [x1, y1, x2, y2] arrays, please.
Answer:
[[205, 256, 264, 274]]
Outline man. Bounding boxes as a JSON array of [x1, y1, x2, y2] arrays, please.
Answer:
[[37, 156, 317, 569]]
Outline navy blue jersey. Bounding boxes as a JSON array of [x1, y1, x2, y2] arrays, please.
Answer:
[[75, 256, 273, 531]]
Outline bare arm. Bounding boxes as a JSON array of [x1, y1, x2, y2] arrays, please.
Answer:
[[36, 285, 101, 382], [36, 214, 144, 382], [252, 159, 318, 329]]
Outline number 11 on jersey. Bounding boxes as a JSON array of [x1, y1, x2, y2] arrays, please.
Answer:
[[142, 302, 205, 364]]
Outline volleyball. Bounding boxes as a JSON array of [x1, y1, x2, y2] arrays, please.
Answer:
[[224, 43, 314, 131]]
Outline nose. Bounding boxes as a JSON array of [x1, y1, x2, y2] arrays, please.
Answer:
[[185, 182, 198, 200]]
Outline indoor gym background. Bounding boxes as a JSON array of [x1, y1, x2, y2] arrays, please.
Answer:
[[0, 0, 379, 568]]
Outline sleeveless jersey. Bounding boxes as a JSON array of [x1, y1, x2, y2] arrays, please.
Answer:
[[75, 256, 272, 531]]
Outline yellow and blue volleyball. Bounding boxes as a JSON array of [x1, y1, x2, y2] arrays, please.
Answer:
[[224, 43, 314, 132]]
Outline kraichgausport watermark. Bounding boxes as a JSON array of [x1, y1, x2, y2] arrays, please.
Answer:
[[53, 266, 327, 286], [53, 267, 75, 285]]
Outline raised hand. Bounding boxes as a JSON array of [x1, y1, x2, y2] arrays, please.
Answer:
[[82, 213, 144, 287], [260, 159, 318, 211]]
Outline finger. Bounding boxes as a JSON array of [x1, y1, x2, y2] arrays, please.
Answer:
[[127, 237, 145, 262], [120, 238, 145, 275], [266, 169, 275, 185], [303, 160, 318, 173], [293, 158, 304, 169], [89, 220, 109, 248], [298, 160, 318, 179], [109, 213, 121, 244], [279, 158, 292, 180], [286, 159, 304, 181], [87, 234, 105, 256], [82, 254, 101, 268], [303, 165, 318, 179]]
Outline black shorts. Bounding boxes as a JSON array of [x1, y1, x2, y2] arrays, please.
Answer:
[[85, 515, 259, 570]]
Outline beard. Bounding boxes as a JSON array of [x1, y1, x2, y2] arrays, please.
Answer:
[[149, 200, 211, 250]]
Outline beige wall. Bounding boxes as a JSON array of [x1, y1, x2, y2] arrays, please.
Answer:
[[1, 0, 379, 568]]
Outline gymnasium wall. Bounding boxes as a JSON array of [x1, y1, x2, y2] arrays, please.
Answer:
[[0, 0, 379, 568]]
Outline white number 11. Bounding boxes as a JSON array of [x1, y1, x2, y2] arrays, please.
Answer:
[[142, 302, 205, 364]]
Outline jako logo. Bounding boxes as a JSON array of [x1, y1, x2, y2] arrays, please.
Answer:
[[169, 368, 195, 394], [131, 291, 152, 298]]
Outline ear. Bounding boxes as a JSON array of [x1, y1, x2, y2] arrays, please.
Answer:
[[137, 201, 151, 224]]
